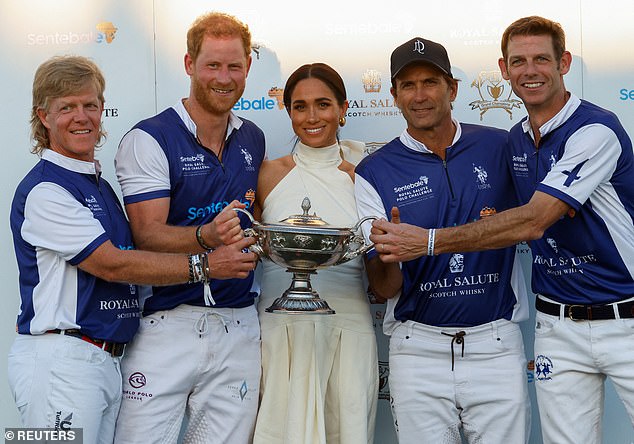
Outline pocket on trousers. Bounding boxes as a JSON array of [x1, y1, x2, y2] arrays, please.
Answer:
[[534, 313, 557, 337], [8, 351, 36, 412]]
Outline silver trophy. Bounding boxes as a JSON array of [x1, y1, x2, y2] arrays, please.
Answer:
[[235, 197, 377, 314]]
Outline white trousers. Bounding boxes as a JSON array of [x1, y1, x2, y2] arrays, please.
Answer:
[[534, 309, 634, 443], [113, 304, 261, 444], [8, 333, 122, 444], [389, 319, 530, 444]]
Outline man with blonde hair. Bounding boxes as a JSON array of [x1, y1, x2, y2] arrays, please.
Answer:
[[113, 11, 265, 444]]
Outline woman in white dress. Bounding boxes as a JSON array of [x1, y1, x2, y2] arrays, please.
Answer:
[[253, 63, 378, 444]]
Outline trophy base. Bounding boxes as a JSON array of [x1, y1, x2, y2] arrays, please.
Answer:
[[265, 296, 335, 314], [265, 270, 336, 314]]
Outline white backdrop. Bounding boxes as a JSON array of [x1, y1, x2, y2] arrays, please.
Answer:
[[1, 1, 633, 442]]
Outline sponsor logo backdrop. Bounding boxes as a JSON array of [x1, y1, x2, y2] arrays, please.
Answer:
[[1, 1, 632, 442]]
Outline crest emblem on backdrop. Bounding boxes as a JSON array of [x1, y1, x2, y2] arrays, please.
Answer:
[[469, 70, 522, 120]]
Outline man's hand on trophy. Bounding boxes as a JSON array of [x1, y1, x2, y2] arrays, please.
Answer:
[[207, 236, 258, 280], [200, 200, 247, 249]]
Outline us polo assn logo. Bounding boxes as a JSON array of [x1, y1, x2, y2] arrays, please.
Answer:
[[241, 147, 255, 172], [534, 354, 554, 381], [472, 164, 491, 189], [470, 71, 522, 120]]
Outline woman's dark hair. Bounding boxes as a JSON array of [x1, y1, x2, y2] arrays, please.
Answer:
[[283, 63, 347, 113]]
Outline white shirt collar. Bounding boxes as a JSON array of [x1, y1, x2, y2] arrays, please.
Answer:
[[399, 116, 462, 153], [174, 99, 242, 141], [41, 149, 100, 175], [521, 93, 581, 140]]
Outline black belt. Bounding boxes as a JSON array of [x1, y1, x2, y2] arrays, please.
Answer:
[[47, 329, 126, 357], [536, 297, 634, 321]]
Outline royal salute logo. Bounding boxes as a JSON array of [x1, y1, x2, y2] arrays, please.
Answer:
[[449, 254, 465, 273], [362, 69, 382, 93], [469, 71, 522, 120], [345, 69, 400, 120], [546, 238, 559, 254]]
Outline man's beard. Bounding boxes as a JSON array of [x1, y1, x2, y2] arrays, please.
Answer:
[[192, 77, 242, 115]]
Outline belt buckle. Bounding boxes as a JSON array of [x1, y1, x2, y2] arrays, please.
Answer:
[[567, 305, 586, 321], [109, 342, 125, 358]]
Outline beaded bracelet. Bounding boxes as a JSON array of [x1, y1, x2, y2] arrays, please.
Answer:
[[195, 225, 213, 251]]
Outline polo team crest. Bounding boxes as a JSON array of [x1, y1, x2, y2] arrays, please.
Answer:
[[472, 164, 491, 189], [535, 355, 554, 381], [469, 71, 522, 120]]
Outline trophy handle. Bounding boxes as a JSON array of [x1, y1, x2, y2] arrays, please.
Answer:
[[233, 207, 265, 256], [334, 216, 379, 265]]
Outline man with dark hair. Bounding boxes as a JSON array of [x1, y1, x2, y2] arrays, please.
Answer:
[[355, 37, 530, 443], [113, 11, 265, 444], [372, 16, 634, 444]]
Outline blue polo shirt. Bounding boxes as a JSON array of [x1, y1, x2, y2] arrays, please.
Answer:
[[116, 103, 266, 314], [10, 149, 139, 343], [508, 94, 634, 304], [356, 122, 525, 327]]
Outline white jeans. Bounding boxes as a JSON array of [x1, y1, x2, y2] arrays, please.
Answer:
[[534, 309, 634, 443], [114, 304, 261, 444], [389, 319, 530, 444], [8, 333, 122, 444]]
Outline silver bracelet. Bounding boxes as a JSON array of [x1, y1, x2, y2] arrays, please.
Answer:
[[188, 253, 205, 283], [427, 228, 436, 256]]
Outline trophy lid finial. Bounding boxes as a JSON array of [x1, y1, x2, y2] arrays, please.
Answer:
[[278, 197, 329, 226]]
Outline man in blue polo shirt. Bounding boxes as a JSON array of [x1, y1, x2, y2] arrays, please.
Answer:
[[371, 17, 634, 444], [113, 12, 265, 444], [355, 37, 530, 443]]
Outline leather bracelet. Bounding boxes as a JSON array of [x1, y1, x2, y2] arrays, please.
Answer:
[[195, 225, 213, 251]]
